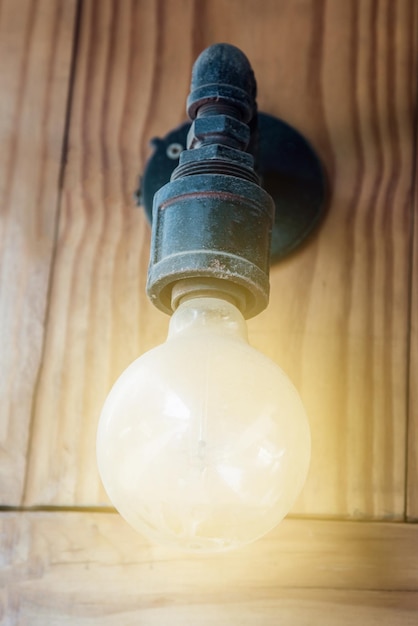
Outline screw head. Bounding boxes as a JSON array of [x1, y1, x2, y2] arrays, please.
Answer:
[[166, 143, 184, 159]]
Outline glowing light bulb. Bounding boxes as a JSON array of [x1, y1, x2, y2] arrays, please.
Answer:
[[97, 297, 310, 552]]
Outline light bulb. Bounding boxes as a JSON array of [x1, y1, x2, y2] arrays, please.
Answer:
[[97, 297, 310, 553]]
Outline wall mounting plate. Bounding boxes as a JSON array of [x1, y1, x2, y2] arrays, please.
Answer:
[[137, 112, 326, 263]]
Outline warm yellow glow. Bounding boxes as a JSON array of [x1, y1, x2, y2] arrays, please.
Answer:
[[97, 297, 310, 552]]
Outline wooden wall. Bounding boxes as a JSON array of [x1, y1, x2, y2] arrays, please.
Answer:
[[1, 0, 417, 623]]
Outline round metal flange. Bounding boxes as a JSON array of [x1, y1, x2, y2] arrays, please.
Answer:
[[137, 112, 326, 263]]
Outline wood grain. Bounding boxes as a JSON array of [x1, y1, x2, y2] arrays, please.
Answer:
[[1, 513, 418, 625], [407, 117, 418, 520], [23, 0, 417, 523], [4, 593, 416, 626], [0, 0, 77, 504]]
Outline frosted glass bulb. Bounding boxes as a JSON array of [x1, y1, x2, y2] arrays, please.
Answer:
[[97, 297, 310, 553]]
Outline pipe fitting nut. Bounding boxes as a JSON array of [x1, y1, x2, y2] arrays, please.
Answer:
[[187, 115, 250, 151]]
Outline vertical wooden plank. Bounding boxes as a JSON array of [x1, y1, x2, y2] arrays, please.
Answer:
[[24, 0, 417, 523], [270, 0, 417, 518], [407, 115, 418, 520], [0, 0, 77, 504]]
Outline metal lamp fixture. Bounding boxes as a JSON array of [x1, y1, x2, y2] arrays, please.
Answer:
[[96, 44, 325, 553]]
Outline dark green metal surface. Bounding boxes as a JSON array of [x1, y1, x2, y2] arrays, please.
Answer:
[[137, 112, 326, 264]]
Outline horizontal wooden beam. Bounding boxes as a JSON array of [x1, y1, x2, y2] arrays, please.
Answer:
[[1, 513, 417, 624]]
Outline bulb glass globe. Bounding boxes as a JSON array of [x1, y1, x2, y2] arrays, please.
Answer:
[[97, 297, 310, 552]]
